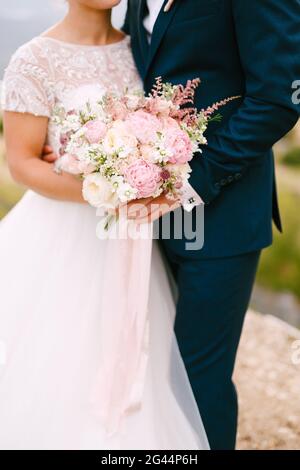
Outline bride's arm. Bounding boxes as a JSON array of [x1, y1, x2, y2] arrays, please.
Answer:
[[4, 111, 85, 203]]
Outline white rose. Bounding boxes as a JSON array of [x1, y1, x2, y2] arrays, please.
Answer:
[[103, 120, 137, 156], [82, 173, 118, 208]]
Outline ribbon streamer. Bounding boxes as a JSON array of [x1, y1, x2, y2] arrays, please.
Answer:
[[90, 221, 153, 436]]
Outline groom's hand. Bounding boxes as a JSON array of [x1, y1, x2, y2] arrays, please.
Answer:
[[41, 145, 58, 163], [126, 193, 180, 225]]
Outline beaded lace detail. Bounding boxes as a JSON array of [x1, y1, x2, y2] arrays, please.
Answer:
[[1, 36, 142, 151]]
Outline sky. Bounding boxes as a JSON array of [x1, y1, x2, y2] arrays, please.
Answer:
[[0, 0, 127, 77]]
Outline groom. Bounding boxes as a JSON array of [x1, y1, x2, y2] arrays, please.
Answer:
[[123, 0, 300, 449]]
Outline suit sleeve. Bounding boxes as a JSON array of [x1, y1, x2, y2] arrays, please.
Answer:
[[189, 0, 300, 204]]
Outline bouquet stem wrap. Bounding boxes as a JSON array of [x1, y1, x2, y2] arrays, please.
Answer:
[[90, 221, 153, 436]]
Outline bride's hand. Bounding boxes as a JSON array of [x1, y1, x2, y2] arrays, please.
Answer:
[[125, 193, 180, 225]]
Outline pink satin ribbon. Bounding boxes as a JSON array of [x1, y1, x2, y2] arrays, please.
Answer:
[[90, 221, 153, 435]]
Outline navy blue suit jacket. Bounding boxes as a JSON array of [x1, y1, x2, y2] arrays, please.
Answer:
[[124, 0, 300, 258]]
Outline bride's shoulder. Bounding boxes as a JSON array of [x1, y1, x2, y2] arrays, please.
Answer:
[[5, 37, 51, 75], [2, 37, 54, 117]]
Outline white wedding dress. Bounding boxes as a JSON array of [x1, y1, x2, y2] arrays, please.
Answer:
[[0, 36, 209, 450]]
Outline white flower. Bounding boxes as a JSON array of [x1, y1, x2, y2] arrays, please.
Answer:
[[116, 182, 138, 203], [151, 186, 164, 199], [60, 114, 82, 133], [111, 175, 125, 191], [166, 163, 192, 183], [82, 173, 118, 208], [70, 143, 91, 162]]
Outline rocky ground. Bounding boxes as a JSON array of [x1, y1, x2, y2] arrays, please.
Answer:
[[235, 310, 300, 450]]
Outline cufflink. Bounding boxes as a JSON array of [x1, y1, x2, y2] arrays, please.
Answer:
[[183, 197, 197, 213]]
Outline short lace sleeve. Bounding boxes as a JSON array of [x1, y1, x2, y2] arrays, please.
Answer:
[[1, 40, 54, 117]]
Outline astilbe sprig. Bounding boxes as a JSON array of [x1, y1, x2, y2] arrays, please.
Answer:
[[150, 77, 241, 128], [150, 76, 164, 98], [171, 78, 201, 107], [202, 95, 241, 117], [167, 78, 201, 126]]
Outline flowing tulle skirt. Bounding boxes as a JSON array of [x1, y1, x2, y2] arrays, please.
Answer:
[[0, 191, 209, 450]]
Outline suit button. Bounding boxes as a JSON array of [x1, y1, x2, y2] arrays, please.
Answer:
[[228, 175, 234, 183], [221, 179, 227, 186], [235, 173, 242, 180]]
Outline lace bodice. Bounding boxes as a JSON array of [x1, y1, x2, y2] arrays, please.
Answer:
[[1, 35, 143, 152]]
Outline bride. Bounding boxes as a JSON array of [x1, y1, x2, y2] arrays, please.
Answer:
[[0, 0, 208, 450]]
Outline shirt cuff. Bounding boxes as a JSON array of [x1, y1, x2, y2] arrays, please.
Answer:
[[181, 182, 204, 212]]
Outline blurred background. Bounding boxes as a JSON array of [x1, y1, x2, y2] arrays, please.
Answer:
[[0, 0, 299, 450]]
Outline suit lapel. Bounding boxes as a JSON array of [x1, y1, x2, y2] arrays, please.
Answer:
[[145, 0, 181, 75], [137, 0, 150, 64]]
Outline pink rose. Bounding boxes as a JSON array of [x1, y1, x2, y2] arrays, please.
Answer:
[[163, 127, 194, 164], [84, 120, 107, 144], [126, 110, 162, 144], [124, 159, 161, 198]]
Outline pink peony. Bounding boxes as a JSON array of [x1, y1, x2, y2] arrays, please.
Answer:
[[84, 120, 107, 144], [126, 110, 162, 144], [163, 127, 194, 164], [124, 159, 162, 198]]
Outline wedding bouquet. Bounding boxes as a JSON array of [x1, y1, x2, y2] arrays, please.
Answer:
[[53, 78, 235, 227]]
